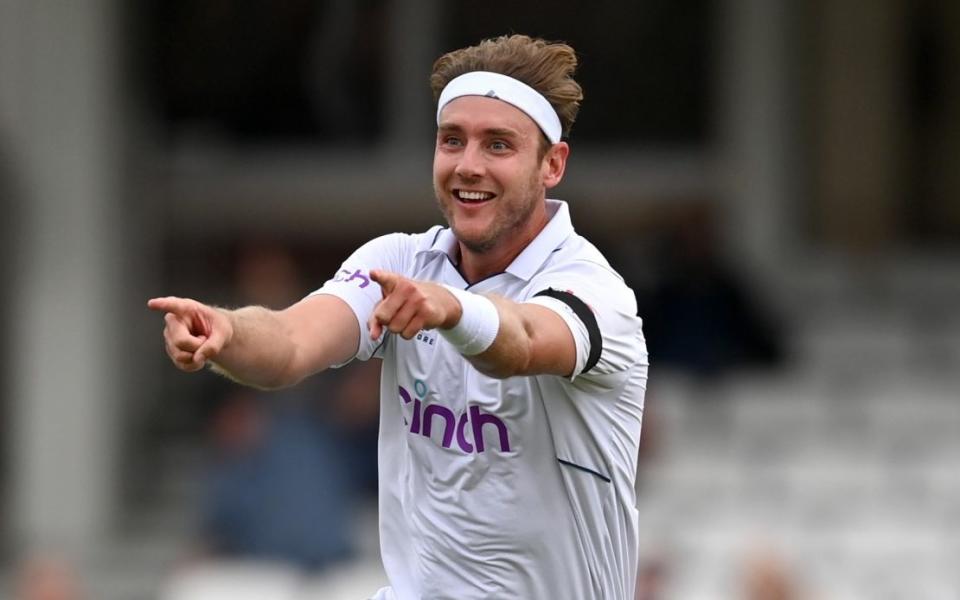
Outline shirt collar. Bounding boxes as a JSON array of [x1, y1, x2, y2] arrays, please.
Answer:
[[417, 199, 574, 281]]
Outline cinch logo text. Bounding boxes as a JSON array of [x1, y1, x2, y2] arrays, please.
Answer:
[[399, 380, 510, 454], [333, 268, 370, 288]]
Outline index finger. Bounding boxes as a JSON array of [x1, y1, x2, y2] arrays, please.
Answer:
[[147, 296, 194, 315], [370, 270, 401, 295]]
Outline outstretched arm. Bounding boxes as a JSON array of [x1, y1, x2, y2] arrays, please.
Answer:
[[368, 270, 576, 379], [147, 293, 360, 389]]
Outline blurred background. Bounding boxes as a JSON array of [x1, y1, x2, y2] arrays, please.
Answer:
[[1, 0, 959, 598]]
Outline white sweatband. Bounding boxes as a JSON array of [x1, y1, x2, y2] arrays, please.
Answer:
[[440, 285, 500, 356], [436, 71, 563, 143]]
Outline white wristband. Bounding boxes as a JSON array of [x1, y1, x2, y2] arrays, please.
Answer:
[[440, 285, 500, 355]]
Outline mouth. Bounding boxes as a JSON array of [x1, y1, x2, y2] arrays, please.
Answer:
[[454, 189, 496, 205]]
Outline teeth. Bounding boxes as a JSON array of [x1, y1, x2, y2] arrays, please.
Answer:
[[457, 190, 493, 201]]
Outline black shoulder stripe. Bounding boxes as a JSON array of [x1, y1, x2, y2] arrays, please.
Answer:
[[533, 288, 602, 373]]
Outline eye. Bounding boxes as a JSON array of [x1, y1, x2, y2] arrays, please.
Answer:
[[489, 140, 510, 152], [441, 135, 463, 148]]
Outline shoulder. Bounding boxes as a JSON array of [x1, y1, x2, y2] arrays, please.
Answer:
[[349, 226, 445, 268], [532, 235, 635, 311], [547, 232, 619, 275]]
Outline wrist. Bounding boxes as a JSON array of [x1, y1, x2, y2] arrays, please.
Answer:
[[213, 306, 236, 349], [440, 288, 463, 329], [439, 285, 500, 355]]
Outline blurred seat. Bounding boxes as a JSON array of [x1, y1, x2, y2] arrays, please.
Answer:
[[160, 562, 300, 600]]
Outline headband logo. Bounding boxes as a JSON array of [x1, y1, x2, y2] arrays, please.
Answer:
[[485, 90, 498, 98]]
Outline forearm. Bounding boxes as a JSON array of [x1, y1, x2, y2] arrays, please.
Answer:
[[366, 273, 574, 378], [464, 297, 532, 378], [452, 295, 575, 379], [210, 306, 302, 389]]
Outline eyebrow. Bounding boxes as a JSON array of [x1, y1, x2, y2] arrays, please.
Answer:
[[437, 124, 523, 139]]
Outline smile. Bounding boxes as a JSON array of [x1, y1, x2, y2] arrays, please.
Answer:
[[454, 189, 496, 204]]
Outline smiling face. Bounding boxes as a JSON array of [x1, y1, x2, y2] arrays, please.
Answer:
[[433, 96, 567, 258]]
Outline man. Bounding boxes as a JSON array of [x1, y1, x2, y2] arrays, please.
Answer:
[[150, 35, 649, 600]]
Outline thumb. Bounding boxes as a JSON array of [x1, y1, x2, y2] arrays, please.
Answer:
[[370, 270, 400, 295], [367, 313, 383, 341]]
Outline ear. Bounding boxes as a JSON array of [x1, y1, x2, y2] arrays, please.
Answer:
[[541, 141, 570, 190]]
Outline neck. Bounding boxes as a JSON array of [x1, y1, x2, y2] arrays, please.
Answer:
[[457, 204, 549, 284]]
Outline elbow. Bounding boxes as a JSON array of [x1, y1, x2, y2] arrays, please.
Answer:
[[255, 373, 301, 391], [270, 349, 317, 389], [254, 345, 314, 390], [256, 364, 313, 390], [473, 361, 517, 380], [471, 343, 532, 380]]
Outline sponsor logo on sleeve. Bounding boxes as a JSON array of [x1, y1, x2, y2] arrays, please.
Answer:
[[333, 268, 371, 288]]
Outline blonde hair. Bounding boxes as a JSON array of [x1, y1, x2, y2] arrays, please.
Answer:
[[430, 35, 583, 140]]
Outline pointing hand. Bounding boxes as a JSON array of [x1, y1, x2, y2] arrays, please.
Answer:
[[147, 296, 233, 372], [367, 270, 461, 341]]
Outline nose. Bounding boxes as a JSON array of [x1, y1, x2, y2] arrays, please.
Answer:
[[454, 142, 485, 180]]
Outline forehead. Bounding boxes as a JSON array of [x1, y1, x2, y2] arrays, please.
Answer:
[[438, 95, 540, 137]]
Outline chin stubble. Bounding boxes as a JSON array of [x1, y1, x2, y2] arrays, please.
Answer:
[[434, 173, 543, 255]]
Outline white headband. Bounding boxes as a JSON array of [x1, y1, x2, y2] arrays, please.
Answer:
[[436, 71, 563, 144]]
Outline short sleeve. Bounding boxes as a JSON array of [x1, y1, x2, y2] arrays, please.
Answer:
[[525, 261, 646, 385], [309, 232, 416, 363]]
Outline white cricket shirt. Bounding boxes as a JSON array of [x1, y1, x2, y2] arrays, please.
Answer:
[[312, 200, 648, 599]]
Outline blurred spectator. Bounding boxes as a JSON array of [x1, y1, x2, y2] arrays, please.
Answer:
[[634, 555, 668, 600], [740, 549, 800, 600], [195, 243, 378, 571], [15, 556, 81, 600], [637, 206, 786, 379], [199, 386, 353, 569]]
